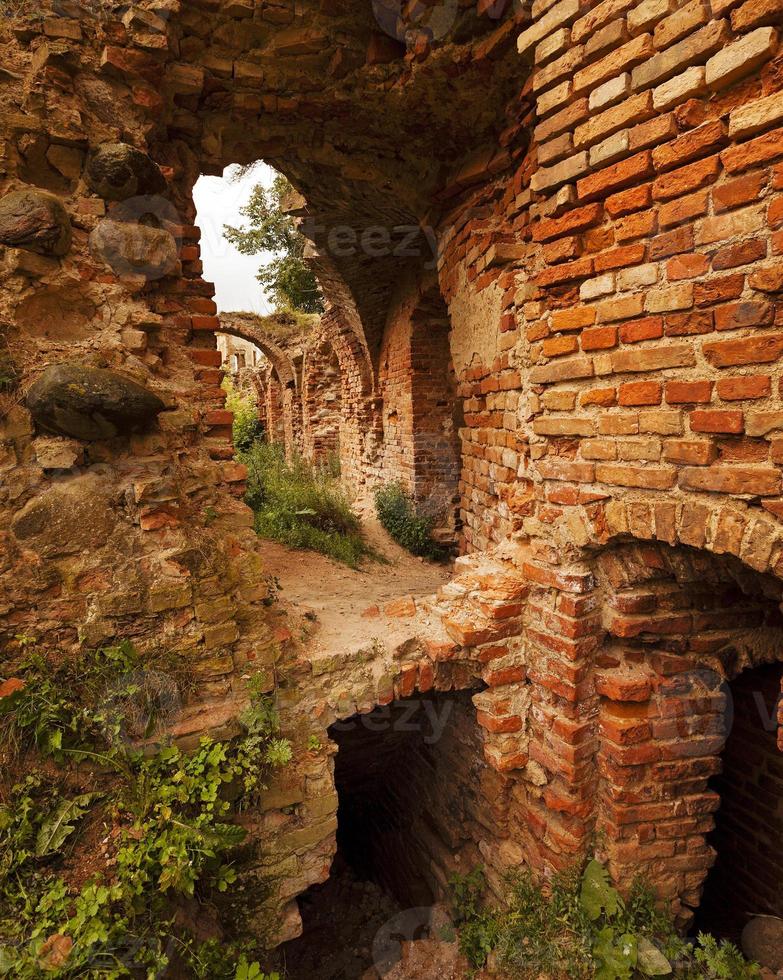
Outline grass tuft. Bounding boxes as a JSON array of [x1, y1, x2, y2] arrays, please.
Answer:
[[241, 443, 374, 568]]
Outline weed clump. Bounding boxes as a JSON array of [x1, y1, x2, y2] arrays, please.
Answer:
[[374, 482, 445, 560], [241, 443, 373, 567], [449, 862, 761, 979]]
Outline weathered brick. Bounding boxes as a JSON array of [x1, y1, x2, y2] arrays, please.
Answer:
[[652, 155, 721, 201], [666, 252, 709, 279], [663, 439, 716, 464], [606, 184, 653, 217], [720, 126, 783, 173], [619, 380, 662, 405], [574, 34, 655, 95], [645, 283, 694, 312], [665, 380, 712, 403], [534, 98, 590, 144], [679, 465, 781, 495], [652, 121, 727, 173], [572, 0, 637, 43], [535, 27, 571, 65], [596, 462, 676, 488], [731, 0, 783, 31], [631, 20, 731, 91], [649, 225, 694, 259], [705, 27, 778, 91], [712, 239, 767, 270], [659, 190, 709, 229], [745, 411, 783, 436], [628, 0, 678, 36], [532, 202, 604, 242], [518, 0, 580, 56], [664, 310, 714, 335], [590, 73, 632, 112], [552, 307, 597, 331], [611, 344, 696, 373], [653, 0, 709, 50], [537, 81, 574, 118], [652, 66, 706, 111], [532, 151, 590, 193], [582, 325, 619, 349], [574, 92, 654, 151], [716, 375, 771, 400], [629, 113, 679, 152], [620, 316, 664, 343], [728, 90, 783, 140], [702, 333, 783, 367], [690, 409, 743, 434], [714, 300, 773, 331], [577, 151, 655, 201], [697, 204, 765, 246]]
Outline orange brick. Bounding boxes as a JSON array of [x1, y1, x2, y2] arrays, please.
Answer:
[[577, 151, 655, 202], [664, 310, 713, 336], [649, 226, 694, 260], [605, 184, 653, 218], [616, 210, 658, 242], [594, 243, 647, 272], [690, 409, 743, 434], [659, 190, 709, 229], [694, 274, 744, 307], [663, 440, 716, 465], [543, 236, 582, 264], [716, 376, 771, 401], [720, 126, 783, 174], [665, 380, 713, 404], [667, 253, 709, 280], [712, 239, 767, 271], [537, 257, 594, 287], [582, 325, 618, 350], [652, 155, 721, 202], [703, 334, 783, 367], [619, 381, 662, 406], [713, 173, 766, 213], [532, 203, 604, 242], [652, 121, 728, 173], [581, 387, 617, 406], [768, 197, 783, 228], [619, 316, 664, 343], [714, 300, 773, 331], [552, 307, 596, 331], [543, 335, 580, 357]]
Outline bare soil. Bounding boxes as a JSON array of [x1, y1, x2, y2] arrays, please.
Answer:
[[259, 513, 452, 662]]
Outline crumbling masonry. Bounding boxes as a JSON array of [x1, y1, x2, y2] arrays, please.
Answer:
[[1, 0, 783, 950]]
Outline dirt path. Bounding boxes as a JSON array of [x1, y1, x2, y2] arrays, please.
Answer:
[[259, 513, 453, 661]]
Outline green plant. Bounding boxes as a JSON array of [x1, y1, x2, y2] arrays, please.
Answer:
[[241, 442, 376, 567], [0, 647, 291, 978], [374, 482, 445, 560], [306, 735, 321, 752], [224, 171, 324, 314], [448, 859, 761, 979], [224, 378, 265, 452]]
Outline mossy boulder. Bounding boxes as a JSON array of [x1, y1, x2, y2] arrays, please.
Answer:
[[0, 189, 72, 256], [85, 143, 167, 201], [27, 362, 165, 441]]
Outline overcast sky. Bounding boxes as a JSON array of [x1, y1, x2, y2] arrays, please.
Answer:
[[193, 163, 275, 315]]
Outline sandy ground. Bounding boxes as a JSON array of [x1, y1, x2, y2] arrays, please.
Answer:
[[258, 514, 453, 660]]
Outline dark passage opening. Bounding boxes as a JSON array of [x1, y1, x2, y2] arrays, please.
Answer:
[[694, 662, 783, 942], [280, 689, 482, 979]]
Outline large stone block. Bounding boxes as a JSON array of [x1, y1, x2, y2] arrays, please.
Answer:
[[0, 189, 71, 255], [27, 363, 166, 441], [85, 143, 166, 200]]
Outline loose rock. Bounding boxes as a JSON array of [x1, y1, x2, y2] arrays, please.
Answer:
[[0, 189, 72, 256], [742, 916, 783, 972], [85, 143, 167, 200], [89, 219, 179, 280], [26, 362, 166, 441]]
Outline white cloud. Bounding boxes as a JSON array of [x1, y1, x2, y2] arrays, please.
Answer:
[[193, 162, 276, 315]]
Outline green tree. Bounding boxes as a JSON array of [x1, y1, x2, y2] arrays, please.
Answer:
[[224, 173, 324, 314]]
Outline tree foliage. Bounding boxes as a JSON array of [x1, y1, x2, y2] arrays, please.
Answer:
[[224, 173, 323, 314]]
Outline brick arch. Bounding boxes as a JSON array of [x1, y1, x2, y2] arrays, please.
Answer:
[[528, 488, 783, 581], [301, 313, 381, 486]]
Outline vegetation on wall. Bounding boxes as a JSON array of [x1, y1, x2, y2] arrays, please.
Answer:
[[223, 378, 264, 452], [241, 442, 374, 567], [374, 482, 445, 560], [0, 641, 288, 979], [449, 863, 760, 980], [224, 173, 324, 315]]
